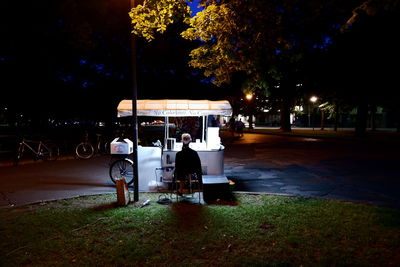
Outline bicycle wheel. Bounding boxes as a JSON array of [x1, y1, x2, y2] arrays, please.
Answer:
[[109, 158, 134, 185], [103, 142, 110, 154], [97, 140, 110, 155], [75, 142, 94, 159], [41, 143, 59, 161]]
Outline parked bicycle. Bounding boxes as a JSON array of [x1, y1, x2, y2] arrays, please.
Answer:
[[15, 138, 59, 166], [75, 132, 109, 159]]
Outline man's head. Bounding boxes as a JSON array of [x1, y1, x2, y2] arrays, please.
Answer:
[[181, 133, 191, 145]]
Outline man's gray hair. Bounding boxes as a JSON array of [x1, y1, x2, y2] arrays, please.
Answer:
[[182, 133, 191, 144]]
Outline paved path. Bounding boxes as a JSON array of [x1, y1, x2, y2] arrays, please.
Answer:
[[224, 133, 400, 209], [0, 157, 116, 207], [1, 132, 399, 209]]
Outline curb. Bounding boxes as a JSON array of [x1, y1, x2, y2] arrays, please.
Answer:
[[0, 191, 117, 209], [232, 191, 293, 196], [244, 131, 344, 140], [242, 129, 400, 142], [0, 155, 79, 167]]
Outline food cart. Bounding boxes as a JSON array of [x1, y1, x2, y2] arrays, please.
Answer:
[[116, 99, 232, 192]]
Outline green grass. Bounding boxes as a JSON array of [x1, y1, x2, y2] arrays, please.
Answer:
[[1, 193, 400, 266]]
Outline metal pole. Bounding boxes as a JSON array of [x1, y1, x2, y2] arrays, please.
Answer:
[[130, 0, 140, 202], [312, 105, 315, 131], [202, 116, 206, 143], [165, 116, 168, 144]]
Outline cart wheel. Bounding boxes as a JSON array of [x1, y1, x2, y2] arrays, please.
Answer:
[[109, 158, 134, 185]]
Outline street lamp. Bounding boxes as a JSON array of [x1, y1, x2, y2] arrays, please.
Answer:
[[310, 96, 318, 103], [245, 93, 253, 101], [309, 96, 318, 130]]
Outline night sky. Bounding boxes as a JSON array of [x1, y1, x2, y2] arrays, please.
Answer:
[[0, 0, 224, 122]]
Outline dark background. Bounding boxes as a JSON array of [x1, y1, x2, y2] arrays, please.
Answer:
[[0, 0, 228, 124], [1, 0, 399, 133]]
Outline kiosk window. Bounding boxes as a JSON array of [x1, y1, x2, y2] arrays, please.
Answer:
[[168, 117, 203, 142]]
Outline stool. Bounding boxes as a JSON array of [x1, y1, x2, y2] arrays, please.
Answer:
[[174, 174, 202, 204]]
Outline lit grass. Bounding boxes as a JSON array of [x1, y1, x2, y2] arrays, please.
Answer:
[[1, 193, 399, 266]]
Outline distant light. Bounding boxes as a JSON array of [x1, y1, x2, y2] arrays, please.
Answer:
[[310, 96, 318, 103], [295, 106, 303, 112], [246, 94, 253, 100]]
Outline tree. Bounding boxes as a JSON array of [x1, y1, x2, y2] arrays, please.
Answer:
[[183, 1, 373, 131], [131, 0, 368, 131], [130, 0, 192, 42], [309, 0, 400, 135]]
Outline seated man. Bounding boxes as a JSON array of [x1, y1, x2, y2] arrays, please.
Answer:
[[174, 133, 203, 195]]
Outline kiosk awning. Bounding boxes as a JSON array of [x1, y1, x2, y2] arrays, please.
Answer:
[[117, 99, 233, 117]]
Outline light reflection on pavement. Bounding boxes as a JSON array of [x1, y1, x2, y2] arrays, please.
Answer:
[[223, 133, 400, 209]]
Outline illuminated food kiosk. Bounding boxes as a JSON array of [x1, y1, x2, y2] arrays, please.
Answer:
[[117, 99, 232, 192]]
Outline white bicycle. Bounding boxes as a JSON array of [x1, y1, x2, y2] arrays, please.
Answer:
[[15, 138, 59, 166]]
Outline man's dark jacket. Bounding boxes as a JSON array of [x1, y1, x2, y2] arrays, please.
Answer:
[[174, 145, 202, 183]]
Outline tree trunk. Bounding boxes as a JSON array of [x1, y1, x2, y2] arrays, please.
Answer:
[[370, 105, 377, 131], [396, 106, 400, 133], [280, 98, 292, 132], [355, 101, 368, 136], [334, 104, 339, 131], [248, 114, 254, 129], [320, 110, 325, 130]]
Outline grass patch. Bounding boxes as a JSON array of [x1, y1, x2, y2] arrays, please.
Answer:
[[1, 193, 399, 266]]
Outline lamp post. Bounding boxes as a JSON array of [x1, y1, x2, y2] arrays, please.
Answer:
[[309, 96, 318, 130], [245, 93, 254, 129], [130, 0, 143, 202]]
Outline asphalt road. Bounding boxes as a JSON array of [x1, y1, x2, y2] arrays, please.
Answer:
[[0, 156, 117, 207], [1, 133, 399, 209], [225, 133, 400, 209]]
